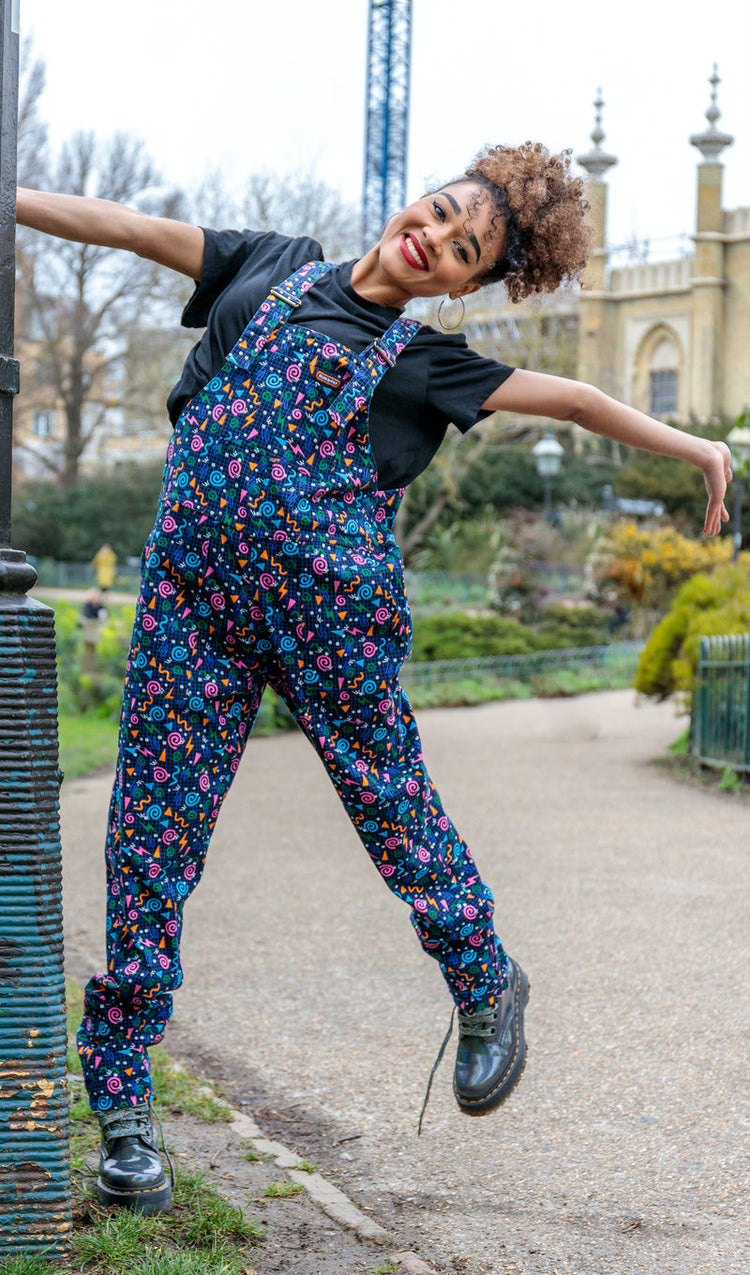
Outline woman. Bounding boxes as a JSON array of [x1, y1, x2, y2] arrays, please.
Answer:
[[17, 142, 731, 1215]]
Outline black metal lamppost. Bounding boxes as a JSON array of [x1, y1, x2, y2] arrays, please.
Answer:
[[532, 428, 564, 523], [0, 0, 71, 1256]]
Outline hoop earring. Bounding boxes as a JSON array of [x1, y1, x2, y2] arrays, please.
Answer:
[[437, 296, 465, 331]]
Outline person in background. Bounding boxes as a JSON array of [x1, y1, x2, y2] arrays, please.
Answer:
[[92, 542, 117, 595]]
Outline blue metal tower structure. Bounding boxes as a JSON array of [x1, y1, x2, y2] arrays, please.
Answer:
[[362, 0, 413, 252]]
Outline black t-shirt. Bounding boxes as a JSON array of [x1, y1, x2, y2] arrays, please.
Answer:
[[168, 229, 515, 489]]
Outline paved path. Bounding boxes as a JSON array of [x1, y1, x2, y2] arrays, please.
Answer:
[[61, 691, 749, 1274]]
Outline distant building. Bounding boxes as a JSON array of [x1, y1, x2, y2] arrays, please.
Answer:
[[576, 69, 748, 439], [453, 69, 749, 450]]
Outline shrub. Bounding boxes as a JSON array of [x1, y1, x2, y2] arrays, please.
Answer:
[[534, 602, 612, 649], [54, 600, 135, 721], [634, 554, 750, 709], [410, 611, 544, 662], [12, 463, 164, 562], [588, 521, 733, 613]]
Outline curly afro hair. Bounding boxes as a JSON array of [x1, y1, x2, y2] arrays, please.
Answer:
[[457, 142, 591, 302]]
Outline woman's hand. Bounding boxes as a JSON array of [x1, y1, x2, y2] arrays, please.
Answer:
[[702, 440, 732, 538]]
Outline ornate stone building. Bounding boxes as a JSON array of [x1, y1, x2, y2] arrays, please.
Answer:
[[450, 70, 748, 449], [576, 69, 749, 433]]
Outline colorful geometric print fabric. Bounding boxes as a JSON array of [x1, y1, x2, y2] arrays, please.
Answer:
[[78, 262, 508, 1112]]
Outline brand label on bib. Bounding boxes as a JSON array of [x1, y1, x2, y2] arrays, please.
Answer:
[[314, 370, 342, 389]]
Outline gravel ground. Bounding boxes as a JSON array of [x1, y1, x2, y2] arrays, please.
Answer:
[[61, 690, 750, 1275]]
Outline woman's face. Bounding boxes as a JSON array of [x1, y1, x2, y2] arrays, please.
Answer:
[[376, 181, 507, 303]]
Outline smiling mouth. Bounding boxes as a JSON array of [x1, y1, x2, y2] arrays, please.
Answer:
[[399, 233, 428, 270]]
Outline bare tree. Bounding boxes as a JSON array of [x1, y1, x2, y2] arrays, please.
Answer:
[[17, 37, 47, 189], [240, 169, 360, 260], [17, 131, 182, 485]]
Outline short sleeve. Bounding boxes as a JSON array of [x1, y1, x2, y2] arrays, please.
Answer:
[[422, 328, 515, 433], [180, 228, 321, 328]]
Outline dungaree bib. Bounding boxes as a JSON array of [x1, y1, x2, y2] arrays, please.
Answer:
[[78, 263, 507, 1111]]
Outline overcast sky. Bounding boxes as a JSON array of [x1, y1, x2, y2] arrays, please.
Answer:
[[21, 0, 750, 254]]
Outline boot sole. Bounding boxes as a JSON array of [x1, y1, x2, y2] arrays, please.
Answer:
[[454, 969, 530, 1116], [96, 1175, 173, 1215]]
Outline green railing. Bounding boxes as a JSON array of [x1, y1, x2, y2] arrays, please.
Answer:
[[400, 641, 643, 689], [692, 634, 750, 775]]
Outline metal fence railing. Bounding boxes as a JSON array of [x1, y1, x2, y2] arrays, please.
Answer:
[[692, 634, 750, 775], [400, 641, 644, 689], [30, 558, 142, 593]]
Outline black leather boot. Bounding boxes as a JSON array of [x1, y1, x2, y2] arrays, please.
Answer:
[[453, 958, 530, 1115], [96, 1103, 173, 1213]]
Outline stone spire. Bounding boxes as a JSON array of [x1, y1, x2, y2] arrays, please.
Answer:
[[577, 90, 618, 179], [690, 64, 734, 162]]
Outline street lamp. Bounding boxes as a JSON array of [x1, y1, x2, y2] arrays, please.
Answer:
[[532, 428, 564, 523], [726, 417, 750, 560], [0, 0, 71, 1257]]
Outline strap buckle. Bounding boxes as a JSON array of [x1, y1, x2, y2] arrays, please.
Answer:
[[371, 340, 396, 368], [269, 287, 301, 308]]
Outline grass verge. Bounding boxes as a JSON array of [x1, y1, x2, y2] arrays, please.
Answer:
[[404, 666, 635, 710], [655, 728, 750, 797], [59, 667, 636, 780], [1, 982, 265, 1274], [58, 714, 119, 780]]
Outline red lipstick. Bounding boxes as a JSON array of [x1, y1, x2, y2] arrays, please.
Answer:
[[399, 233, 428, 270]]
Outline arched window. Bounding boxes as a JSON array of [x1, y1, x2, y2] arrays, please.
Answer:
[[648, 337, 679, 417]]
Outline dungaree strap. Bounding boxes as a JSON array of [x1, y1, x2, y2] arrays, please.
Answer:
[[228, 261, 334, 371], [328, 316, 423, 424]]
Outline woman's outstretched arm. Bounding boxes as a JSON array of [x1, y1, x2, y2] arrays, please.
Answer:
[[16, 188, 205, 279], [482, 369, 732, 538]]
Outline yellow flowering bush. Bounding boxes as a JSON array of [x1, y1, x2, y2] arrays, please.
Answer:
[[587, 521, 732, 612]]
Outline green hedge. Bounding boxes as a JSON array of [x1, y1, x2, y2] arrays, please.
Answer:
[[410, 604, 612, 663], [12, 463, 164, 562], [635, 554, 750, 708]]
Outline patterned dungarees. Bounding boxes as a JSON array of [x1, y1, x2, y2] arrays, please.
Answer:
[[78, 262, 508, 1111]]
